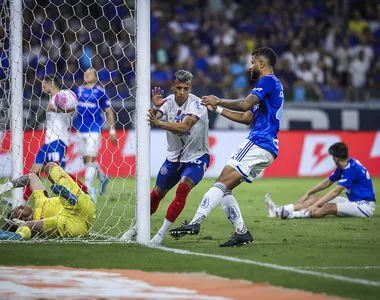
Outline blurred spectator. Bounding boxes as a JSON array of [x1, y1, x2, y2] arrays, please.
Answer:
[[348, 10, 369, 37], [335, 38, 351, 87], [348, 50, 370, 101], [322, 78, 345, 102]]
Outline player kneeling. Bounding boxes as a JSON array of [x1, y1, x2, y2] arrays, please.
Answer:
[[0, 162, 96, 240], [265, 142, 376, 219]]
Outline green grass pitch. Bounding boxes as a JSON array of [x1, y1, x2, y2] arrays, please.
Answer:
[[1, 177, 379, 299]]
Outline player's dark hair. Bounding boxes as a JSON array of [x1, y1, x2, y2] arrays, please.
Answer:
[[43, 75, 61, 89], [173, 70, 193, 83], [251, 47, 277, 67], [328, 142, 349, 160]]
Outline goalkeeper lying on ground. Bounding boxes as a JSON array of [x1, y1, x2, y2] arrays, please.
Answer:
[[0, 162, 96, 240]]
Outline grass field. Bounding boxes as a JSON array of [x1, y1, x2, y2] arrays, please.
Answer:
[[1, 177, 380, 299]]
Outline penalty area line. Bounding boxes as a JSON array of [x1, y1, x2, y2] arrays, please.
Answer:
[[153, 245, 380, 288]]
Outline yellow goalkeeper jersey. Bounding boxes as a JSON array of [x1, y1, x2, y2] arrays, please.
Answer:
[[32, 191, 63, 220]]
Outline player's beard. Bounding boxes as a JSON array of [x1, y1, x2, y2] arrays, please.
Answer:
[[250, 69, 260, 80]]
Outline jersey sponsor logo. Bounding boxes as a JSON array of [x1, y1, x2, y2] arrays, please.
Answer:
[[298, 134, 341, 176]]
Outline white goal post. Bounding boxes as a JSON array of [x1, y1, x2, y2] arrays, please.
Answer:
[[2, 0, 151, 244]]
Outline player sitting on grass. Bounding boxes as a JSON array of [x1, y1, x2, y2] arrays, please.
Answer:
[[265, 142, 376, 219], [0, 162, 96, 240], [120, 70, 210, 245]]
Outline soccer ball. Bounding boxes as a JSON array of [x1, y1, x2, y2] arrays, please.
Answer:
[[54, 89, 78, 112]]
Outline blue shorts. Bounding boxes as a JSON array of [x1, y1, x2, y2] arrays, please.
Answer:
[[156, 154, 210, 190], [35, 140, 67, 168]]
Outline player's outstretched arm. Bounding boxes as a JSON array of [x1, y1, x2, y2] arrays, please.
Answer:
[[148, 109, 197, 134], [207, 105, 253, 125], [306, 185, 344, 214], [0, 173, 44, 196], [297, 178, 334, 203], [201, 94, 260, 112]]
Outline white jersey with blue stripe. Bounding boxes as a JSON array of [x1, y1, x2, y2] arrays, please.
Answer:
[[74, 85, 110, 133], [329, 158, 376, 202], [158, 93, 209, 163], [44, 93, 71, 146], [248, 74, 284, 157]]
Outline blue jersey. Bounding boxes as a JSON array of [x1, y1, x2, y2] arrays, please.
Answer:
[[74, 85, 110, 133], [329, 158, 376, 202], [248, 74, 284, 157]]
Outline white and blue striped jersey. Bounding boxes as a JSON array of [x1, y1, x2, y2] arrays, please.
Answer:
[[73, 85, 110, 133]]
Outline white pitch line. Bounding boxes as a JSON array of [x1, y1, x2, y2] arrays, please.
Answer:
[[154, 246, 380, 288], [298, 266, 380, 270]]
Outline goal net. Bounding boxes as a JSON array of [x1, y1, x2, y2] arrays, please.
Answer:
[[0, 0, 151, 243]]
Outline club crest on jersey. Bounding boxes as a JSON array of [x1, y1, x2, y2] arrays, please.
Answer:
[[228, 206, 240, 220], [160, 165, 168, 175], [200, 197, 209, 208]]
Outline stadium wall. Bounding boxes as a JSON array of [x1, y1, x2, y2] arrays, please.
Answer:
[[1, 130, 379, 178]]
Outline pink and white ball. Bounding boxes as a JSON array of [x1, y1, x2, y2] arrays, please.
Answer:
[[54, 90, 78, 112]]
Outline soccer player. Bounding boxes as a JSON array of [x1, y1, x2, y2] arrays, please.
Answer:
[[266, 142, 376, 219], [0, 162, 96, 240], [120, 70, 210, 245], [23, 76, 73, 201], [74, 68, 117, 202], [170, 47, 284, 247]]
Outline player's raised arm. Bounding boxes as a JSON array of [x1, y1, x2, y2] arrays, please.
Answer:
[[206, 105, 253, 125], [201, 94, 260, 112], [151, 86, 167, 118]]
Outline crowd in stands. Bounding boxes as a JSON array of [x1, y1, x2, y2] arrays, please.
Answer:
[[0, 0, 380, 102]]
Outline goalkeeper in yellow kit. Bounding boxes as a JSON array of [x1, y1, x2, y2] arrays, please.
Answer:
[[0, 162, 96, 240]]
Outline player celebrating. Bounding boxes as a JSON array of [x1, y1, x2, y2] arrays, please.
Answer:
[[0, 162, 96, 240], [120, 70, 210, 245], [23, 77, 73, 201], [74, 68, 117, 202], [265, 142, 376, 219], [170, 47, 284, 247]]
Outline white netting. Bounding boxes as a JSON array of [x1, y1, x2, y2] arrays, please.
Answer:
[[0, 0, 139, 241]]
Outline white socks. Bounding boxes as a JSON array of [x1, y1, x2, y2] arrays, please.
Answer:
[[158, 218, 173, 236], [221, 191, 247, 234], [85, 163, 97, 190], [191, 182, 227, 224], [95, 161, 106, 181], [283, 204, 295, 213], [289, 210, 310, 219]]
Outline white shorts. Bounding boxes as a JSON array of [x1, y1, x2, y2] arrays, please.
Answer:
[[227, 139, 274, 183], [330, 197, 376, 217], [77, 132, 101, 157]]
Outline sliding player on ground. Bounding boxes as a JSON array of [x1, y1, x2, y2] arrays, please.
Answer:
[[0, 162, 96, 240]]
